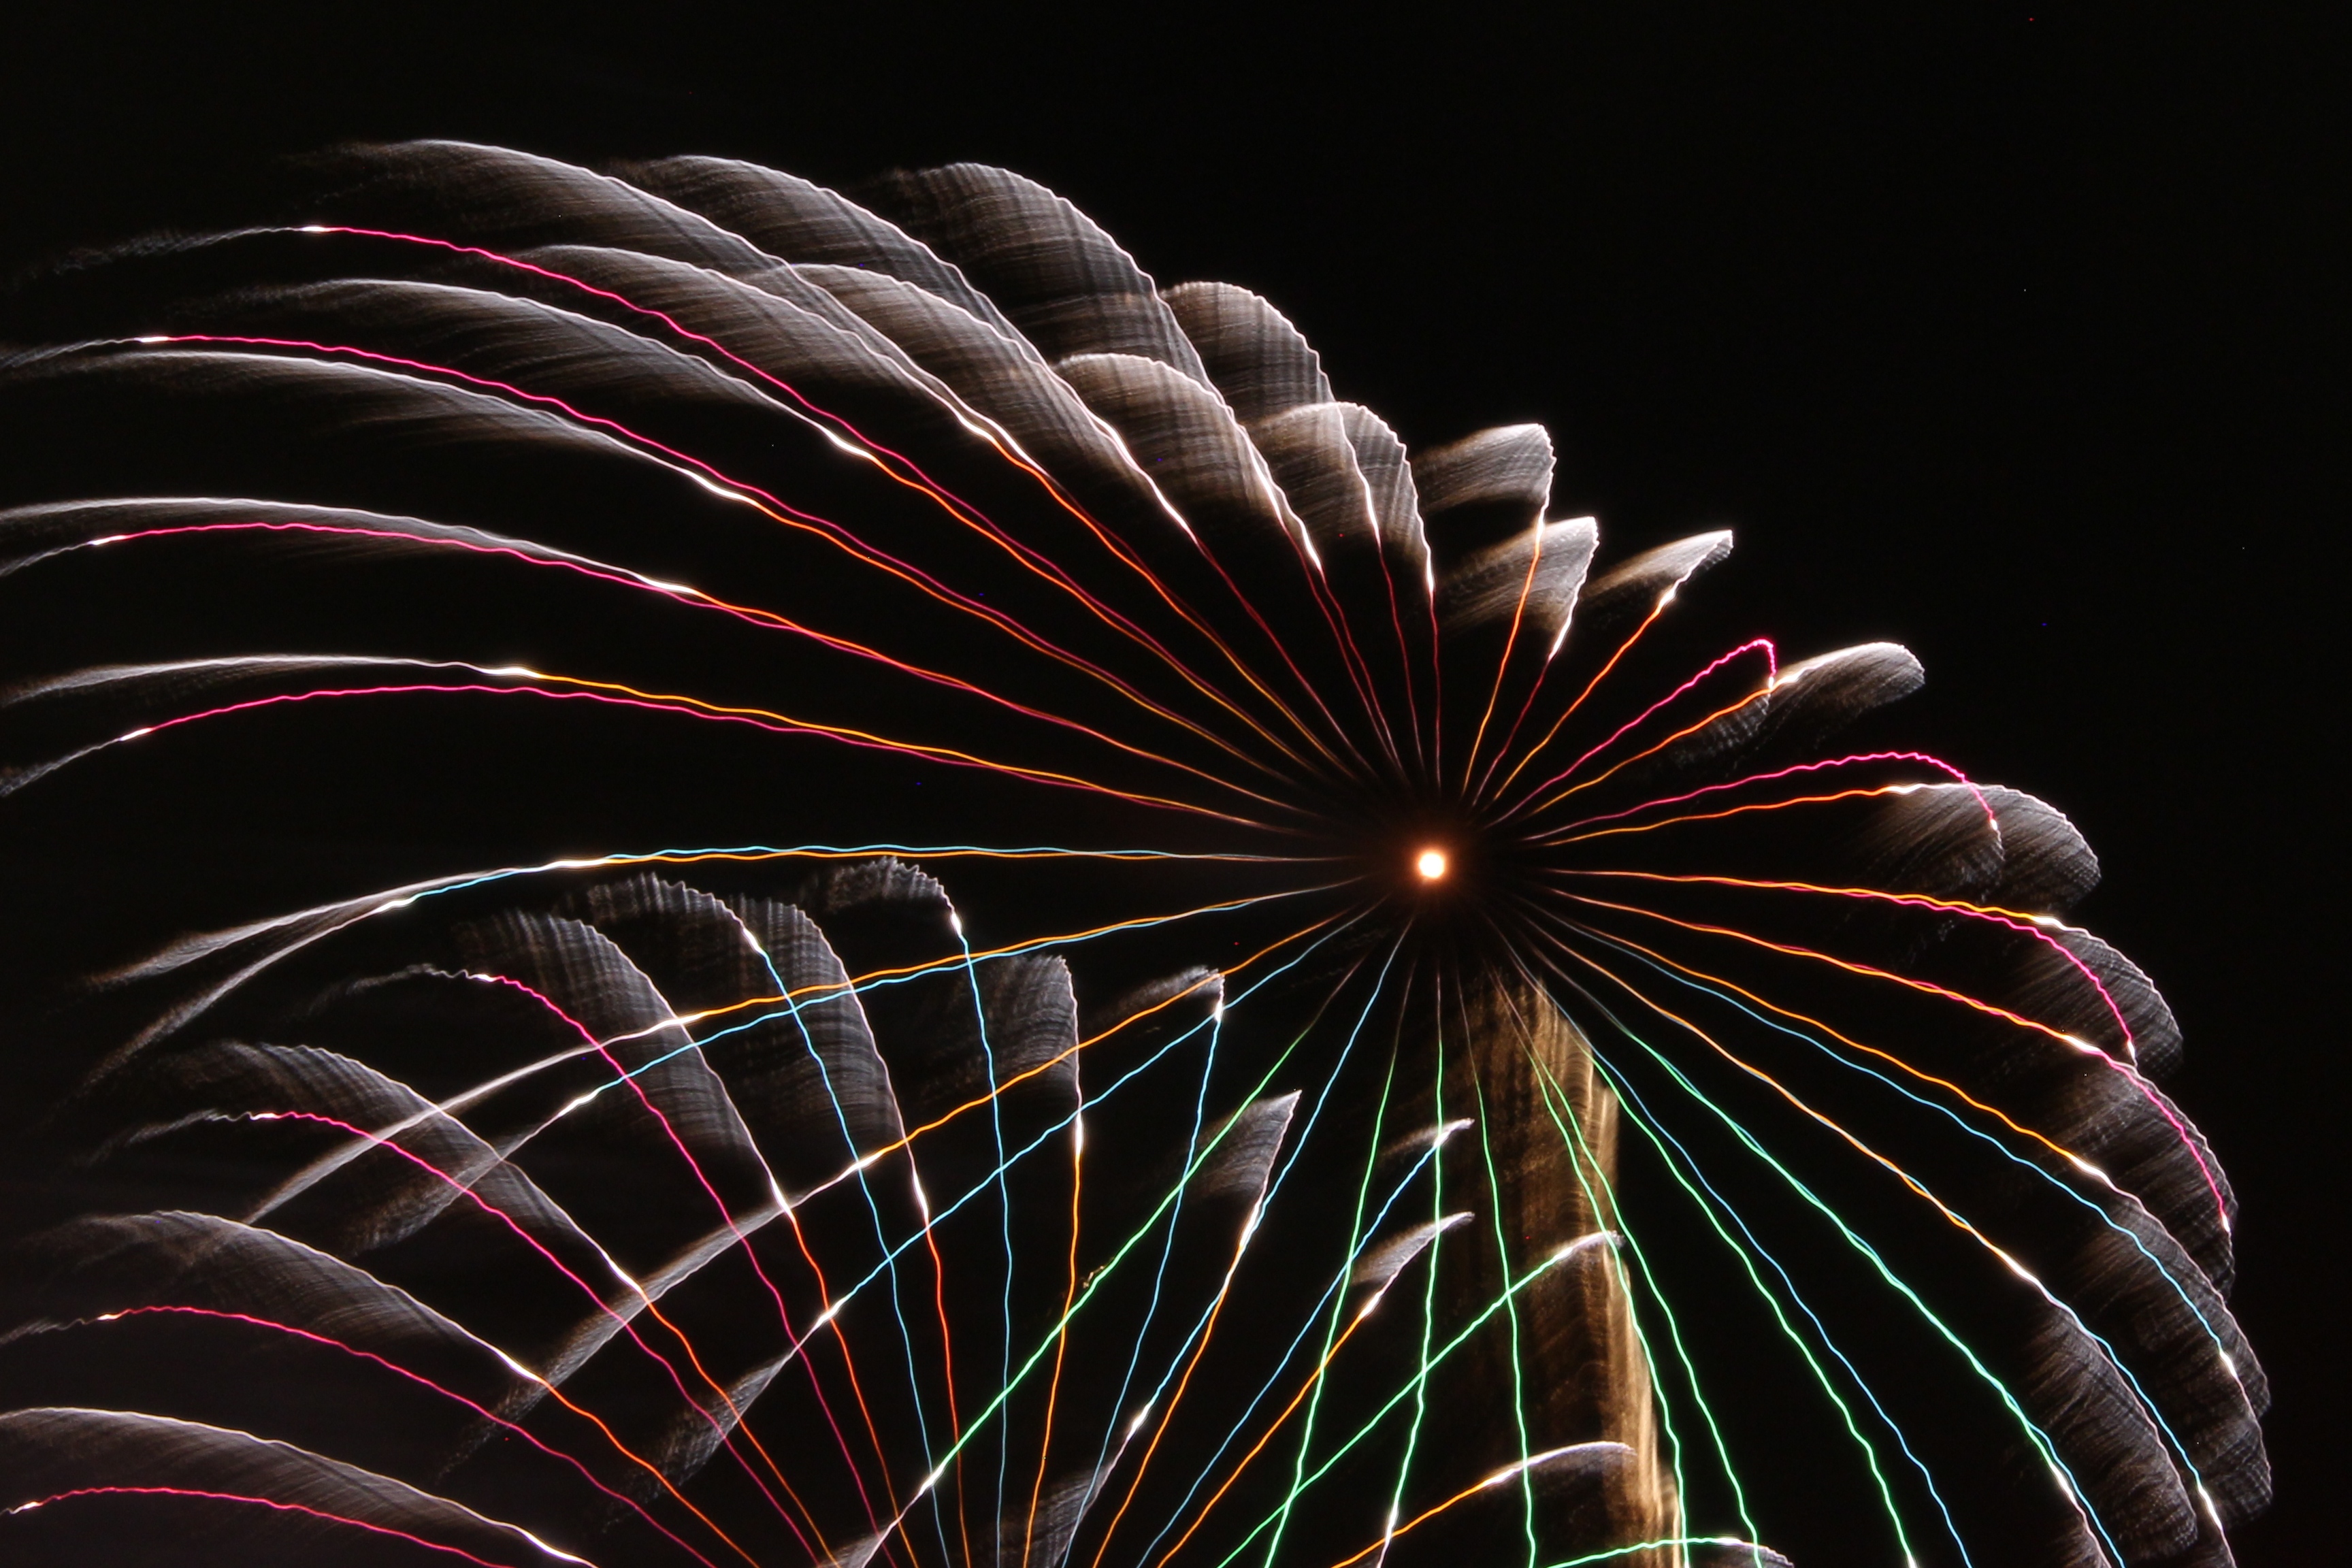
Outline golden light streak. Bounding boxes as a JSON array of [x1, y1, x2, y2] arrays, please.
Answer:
[[1462, 517, 1548, 793], [1541, 784, 1924, 846], [1566, 922, 2113, 1182], [474, 666, 1277, 828], [1518, 685, 1774, 821], [1555, 888, 2103, 1052], [1483, 590, 1672, 804]]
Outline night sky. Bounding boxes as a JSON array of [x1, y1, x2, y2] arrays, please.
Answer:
[[1, 7, 2336, 1561]]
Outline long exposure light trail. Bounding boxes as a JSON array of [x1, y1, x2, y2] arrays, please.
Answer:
[[1553, 889, 2234, 1230], [55, 1306, 737, 1568], [124, 334, 1313, 779], [1545, 958, 2132, 1565], [1586, 932, 2252, 1405], [1560, 868, 2140, 1049], [289, 224, 1361, 776], [1543, 751, 1996, 840], [56, 519, 1305, 808], [97, 674, 1270, 828], [9, 1484, 577, 1568], [1, 144, 2257, 1568], [1569, 943, 2210, 1507]]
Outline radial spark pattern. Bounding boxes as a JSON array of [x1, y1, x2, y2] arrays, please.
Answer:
[[0, 144, 2264, 1567]]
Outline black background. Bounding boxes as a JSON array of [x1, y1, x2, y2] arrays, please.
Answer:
[[1, 5, 2338, 1561]]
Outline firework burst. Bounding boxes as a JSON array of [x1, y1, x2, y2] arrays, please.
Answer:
[[0, 144, 2264, 1567]]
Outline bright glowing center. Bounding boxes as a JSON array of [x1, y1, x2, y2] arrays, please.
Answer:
[[1415, 848, 1449, 881]]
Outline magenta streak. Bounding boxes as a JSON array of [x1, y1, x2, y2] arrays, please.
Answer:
[[90, 1306, 714, 1568], [1195, 470, 1390, 775], [12, 1486, 538, 1567], [1550, 750, 1996, 836], [128, 683, 1224, 817], [1530, 913, 2230, 1439], [1503, 638, 1778, 818], [94, 521, 1264, 804], [475, 975, 896, 1550], [242, 1109, 815, 1558], [146, 335, 1186, 730], [2100, 1058, 2231, 1234], [309, 225, 1228, 692]]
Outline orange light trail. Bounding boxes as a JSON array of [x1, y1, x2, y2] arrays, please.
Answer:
[[1556, 888, 2110, 1052], [1482, 588, 1673, 804], [979, 444, 1358, 783], [650, 885, 1341, 1060], [800, 915, 1330, 1205], [898, 1130, 972, 1568], [1560, 868, 2139, 1050], [234, 1109, 832, 1555], [454, 668, 1255, 824], [81, 520, 1305, 811], [82, 1304, 742, 1568], [1505, 641, 1776, 822], [124, 674, 1271, 830], [1144, 1288, 1381, 1568], [1424, 561, 1446, 781], [1281, 519, 1410, 783], [1315, 560, 1410, 783], [593, 1250, 845, 1558], [915, 915, 1366, 1568], [1082, 1232, 1245, 1568], [492, 973, 936, 1559], [301, 224, 1354, 783], [553, 902, 1337, 1563], [1556, 936, 2116, 1326], [1541, 783, 1925, 846], [1019, 1090, 1086, 1568], [1522, 681, 1774, 819], [1551, 889, 2234, 1228], [1461, 518, 1548, 794], [1559, 922, 2114, 1182], [1366, 519, 1430, 779], [1309, 1449, 1599, 1568], [1156, 510, 1379, 781], [1469, 527, 1601, 804], [1546, 749, 1995, 838], [530, 1372, 769, 1566], [431, 847, 1316, 895], [137, 333, 1313, 785]]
